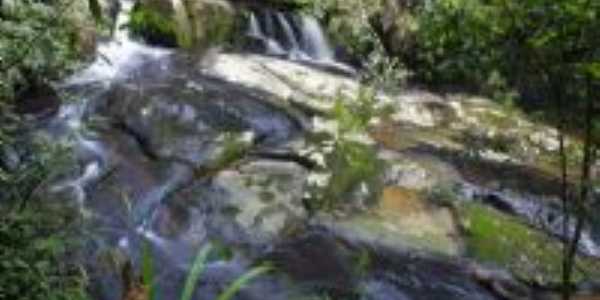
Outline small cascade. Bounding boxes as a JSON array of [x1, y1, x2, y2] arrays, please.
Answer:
[[247, 12, 262, 38], [244, 9, 334, 62], [65, 0, 170, 85], [300, 15, 334, 60], [275, 12, 303, 59]]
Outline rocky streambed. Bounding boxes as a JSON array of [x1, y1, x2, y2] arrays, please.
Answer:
[[16, 1, 600, 299]]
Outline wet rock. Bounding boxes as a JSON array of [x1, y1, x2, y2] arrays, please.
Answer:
[[102, 72, 301, 168], [367, 251, 498, 300], [389, 90, 457, 128], [529, 128, 560, 152], [207, 53, 359, 108], [380, 150, 435, 189], [378, 149, 462, 190], [265, 230, 356, 295], [209, 159, 308, 245], [321, 186, 463, 256]]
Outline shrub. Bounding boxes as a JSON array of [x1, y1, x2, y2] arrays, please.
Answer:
[[128, 4, 178, 47], [0, 0, 86, 103], [412, 0, 600, 100], [0, 205, 88, 300], [301, 88, 388, 213]]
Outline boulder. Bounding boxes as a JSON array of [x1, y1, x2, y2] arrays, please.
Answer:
[[321, 186, 464, 256]]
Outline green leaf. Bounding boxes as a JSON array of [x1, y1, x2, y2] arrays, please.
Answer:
[[142, 240, 158, 300], [216, 264, 272, 300], [180, 243, 213, 300]]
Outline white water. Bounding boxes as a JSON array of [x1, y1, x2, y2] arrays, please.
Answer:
[[246, 10, 334, 62], [300, 15, 334, 61], [275, 12, 303, 59], [247, 12, 263, 38], [65, 0, 170, 85]]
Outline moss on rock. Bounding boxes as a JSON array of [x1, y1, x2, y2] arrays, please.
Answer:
[[128, 0, 235, 50], [460, 203, 600, 285]]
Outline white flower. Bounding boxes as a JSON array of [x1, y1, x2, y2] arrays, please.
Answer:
[[307, 172, 332, 187]]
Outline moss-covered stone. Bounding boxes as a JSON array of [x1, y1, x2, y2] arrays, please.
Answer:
[[185, 0, 235, 50], [460, 203, 600, 285], [331, 186, 463, 256], [129, 0, 235, 50]]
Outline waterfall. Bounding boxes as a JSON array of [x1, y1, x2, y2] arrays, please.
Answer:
[[245, 9, 335, 62], [275, 12, 303, 59], [247, 12, 262, 38], [65, 0, 170, 85], [300, 15, 334, 61]]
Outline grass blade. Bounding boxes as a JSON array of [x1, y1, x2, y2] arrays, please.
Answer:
[[216, 265, 272, 300], [141, 240, 158, 300], [180, 243, 214, 300]]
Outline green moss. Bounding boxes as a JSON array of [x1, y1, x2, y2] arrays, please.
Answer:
[[460, 203, 600, 285], [129, 4, 178, 47]]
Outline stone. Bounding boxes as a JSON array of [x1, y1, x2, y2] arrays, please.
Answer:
[[102, 66, 301, 169], [210, 159, 308, 244], [389, 90, 457, 127], [321, 186, 464, 256]]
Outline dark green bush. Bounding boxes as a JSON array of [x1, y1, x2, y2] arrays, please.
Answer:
[[128, 4, 178, 47], [0, 206, 88, 300], [412, 0, 600, 97]]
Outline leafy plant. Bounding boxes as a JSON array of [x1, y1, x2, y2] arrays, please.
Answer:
[[0, 205, 88, 300], [139, 242, 271, 300], [128, 4, 178, 47]]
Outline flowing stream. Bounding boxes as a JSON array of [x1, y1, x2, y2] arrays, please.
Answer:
[[39, 1, 600, 299]]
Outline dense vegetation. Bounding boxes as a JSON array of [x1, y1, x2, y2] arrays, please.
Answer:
[[0, 0, 99, 299]]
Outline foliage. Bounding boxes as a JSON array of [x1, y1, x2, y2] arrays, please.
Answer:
[[180, 243, 214, 300], [302, 88, 388, 212], [412, 0, 600, 101], [215, 264, 272, 300], [0, 204, 88, 300], [0, 0, 89, 102], [128, 3, 178, 47], [139, 242, 271, 300]]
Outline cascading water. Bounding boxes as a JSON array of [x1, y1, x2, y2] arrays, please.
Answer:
[[300, 15, 334, 60], [65, 0, 170, 85], [244, 9, 334, 62], [35, 0, 599, 298]]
